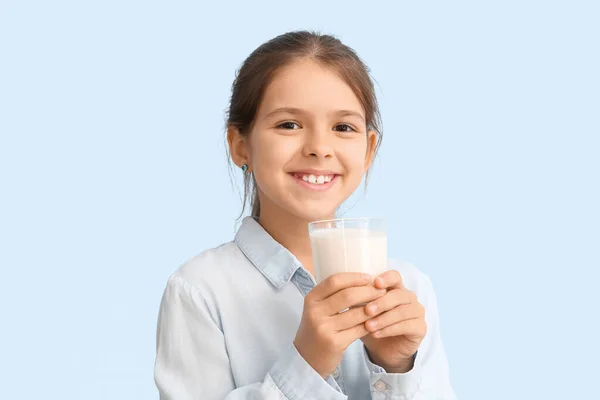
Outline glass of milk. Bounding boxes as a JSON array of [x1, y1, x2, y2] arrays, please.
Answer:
[[308, 217, 387, 285]]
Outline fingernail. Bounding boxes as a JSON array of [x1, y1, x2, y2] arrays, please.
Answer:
[[363, 273, 372, 281], [367, 303, 377, 314], [375, 277, 384, 286], [368, 320, 379, 329], [373, 330, 382, 337]]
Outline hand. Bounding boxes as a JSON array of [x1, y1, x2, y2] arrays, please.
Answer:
[[294, 272, 387, 378], [360, 270, 427, 373]]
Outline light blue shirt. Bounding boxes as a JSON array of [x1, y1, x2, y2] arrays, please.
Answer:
[[154, 216, 456, 399]]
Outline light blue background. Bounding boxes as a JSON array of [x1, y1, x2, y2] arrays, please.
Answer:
[[1, 1, 598, 399]]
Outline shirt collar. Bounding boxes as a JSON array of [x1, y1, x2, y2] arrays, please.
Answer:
[[234, 216, 303, 289]]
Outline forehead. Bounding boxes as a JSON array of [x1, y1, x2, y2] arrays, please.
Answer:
[[257, 58, 365, 117]]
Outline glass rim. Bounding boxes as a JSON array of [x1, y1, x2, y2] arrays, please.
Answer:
[[308, 216, 385, 226]]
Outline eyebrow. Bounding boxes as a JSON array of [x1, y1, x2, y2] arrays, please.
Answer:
[[263, 107, 365, 122]]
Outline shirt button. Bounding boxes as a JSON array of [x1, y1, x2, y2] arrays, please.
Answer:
[[374, 380, 386, 392], [332, 367, 340, 379]]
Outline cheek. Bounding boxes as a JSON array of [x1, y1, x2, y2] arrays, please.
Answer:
[[341, 141, 369, 174], [250, 134, 294, 181]]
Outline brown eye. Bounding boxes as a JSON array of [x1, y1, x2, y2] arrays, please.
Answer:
[[334, 124, 356, 133], [277, 121, 300, 130]]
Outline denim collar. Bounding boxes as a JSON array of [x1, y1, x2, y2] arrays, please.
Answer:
[[234, 216, 304, 289]]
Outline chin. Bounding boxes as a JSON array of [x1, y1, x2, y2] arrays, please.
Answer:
[[289, 203, 337, 223]]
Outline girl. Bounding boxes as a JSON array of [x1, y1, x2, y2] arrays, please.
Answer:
[[154, 31, 456, 400]]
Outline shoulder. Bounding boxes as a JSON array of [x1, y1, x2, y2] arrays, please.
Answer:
[[174, 241, 244, 285], [164, 240, 255, 294], [159, 241, 249, 326]]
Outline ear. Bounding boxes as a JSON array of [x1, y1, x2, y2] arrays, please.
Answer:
[[227, 126, 250, 170], [364, 129, 378, 170]]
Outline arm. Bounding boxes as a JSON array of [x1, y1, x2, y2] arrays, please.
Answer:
[[363, 274, 457, 400], [154, 274, 347, 400]]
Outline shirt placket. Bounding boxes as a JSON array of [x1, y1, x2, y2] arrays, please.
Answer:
[[291, 267, 316, 296]]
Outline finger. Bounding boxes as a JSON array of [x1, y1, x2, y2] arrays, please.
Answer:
[[373, 270, 405, 290], [324, 285, 386, 315], [370, 318, 427, 339], [338, 321, 371, 348], [364, 288, 416, 317], [330, 303, 373, 331], [310, 272, 372, 301], [365, 303, 425, 333]]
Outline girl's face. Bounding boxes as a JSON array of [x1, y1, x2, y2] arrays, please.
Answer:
[[240, 58, 376, 222]]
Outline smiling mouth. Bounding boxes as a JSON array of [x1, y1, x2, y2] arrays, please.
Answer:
[[288, 172, 340, 190], [292, 172, 335, 185]]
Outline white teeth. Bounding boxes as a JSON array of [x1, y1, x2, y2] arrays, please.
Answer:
[[296, 173, 334, 185]]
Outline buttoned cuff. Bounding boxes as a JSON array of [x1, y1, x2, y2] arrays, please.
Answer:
[[269, 344, 347, 400], [363, 345, 423, 398]]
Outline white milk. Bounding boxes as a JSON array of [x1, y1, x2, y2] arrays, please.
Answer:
[[309, 227, 387, 284]]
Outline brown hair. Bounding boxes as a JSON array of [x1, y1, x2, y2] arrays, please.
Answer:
[[225, 30, 382, 218]]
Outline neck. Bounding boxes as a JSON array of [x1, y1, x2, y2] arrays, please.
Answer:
[[257, 202, 332, 279]]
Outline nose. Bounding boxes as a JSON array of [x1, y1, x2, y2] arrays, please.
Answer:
[[302, 128, 333, 159]]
